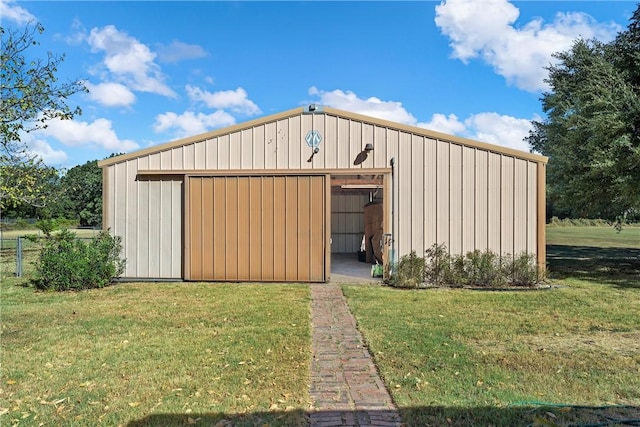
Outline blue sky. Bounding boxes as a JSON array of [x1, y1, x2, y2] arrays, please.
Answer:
[[2, 0, 636, 168]]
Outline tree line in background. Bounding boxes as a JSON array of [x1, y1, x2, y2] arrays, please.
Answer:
[[1, 159, 104, 227]]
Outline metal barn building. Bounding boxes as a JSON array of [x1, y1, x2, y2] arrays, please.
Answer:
[[98, 106, 548, 282]]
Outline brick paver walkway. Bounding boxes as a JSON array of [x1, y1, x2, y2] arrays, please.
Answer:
[[309, 284, 402, 427]]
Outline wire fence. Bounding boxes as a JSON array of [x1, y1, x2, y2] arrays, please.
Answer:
[[0, 232, 99, 278]]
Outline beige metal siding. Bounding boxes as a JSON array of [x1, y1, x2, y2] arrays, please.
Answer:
[[102, 108, 544, 279], [436, 140, 450, 250], [104, 162, 183, 279], [331, 194, 368, 253], [475, 150, 488, 251], [187, 175, 326, 282], [462, 146, 476, 254]]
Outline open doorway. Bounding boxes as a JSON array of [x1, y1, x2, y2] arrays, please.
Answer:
[[329, 173, 386, 283]]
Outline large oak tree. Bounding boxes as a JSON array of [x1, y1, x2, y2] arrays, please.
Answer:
[[527, 5, 640, 221]]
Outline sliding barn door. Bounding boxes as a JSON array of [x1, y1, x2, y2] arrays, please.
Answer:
[[187, 175, 326, 282]]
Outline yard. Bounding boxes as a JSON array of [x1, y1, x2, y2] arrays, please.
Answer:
[[0, 282, 311, 426], [1, 225, 638, 426], [343, 225, 640, 426]]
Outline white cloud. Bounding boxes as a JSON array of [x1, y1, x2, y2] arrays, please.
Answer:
[[86, 25, 176, 97], [156, 41, 207, 63], [418, 113, 467, 135], [27, 139, 69, 165], [153, 110, 237, 138], [435, 0, 620, 91], [0, 0, 35, 24], [462, 112, 535, 152], [37, 117, 139, 152], [308, 87, 417, 124], [186, 85, 261, 116], [309, 86, 535, 152], [85, 81, 136, 107]]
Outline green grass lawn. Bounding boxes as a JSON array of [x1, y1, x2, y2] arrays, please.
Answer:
[[344, 226, 640, 426], [0, 282, 310, 426]]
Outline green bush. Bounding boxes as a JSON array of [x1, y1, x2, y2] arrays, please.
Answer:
[[391, 244, 544, 288], [464, 249, 506, 287], [31, 229, 125, 291], [387, 251, 425, 288], [508, 252, 543, 286]]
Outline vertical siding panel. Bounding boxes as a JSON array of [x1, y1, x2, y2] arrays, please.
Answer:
[[436, 140, 450, 249], [237, 177, 250, 280], [315, 114, 326, 169], [501, 156, 515, 256], [273, 177, 286, 280], [229, 131, 241, 169], [387, 129, 400, 253], [411, 135, 425, 255], [213, 177, 226, 278], [183, 144, 195, 169], [462, 147, 476, 254], [276, 119, 289, 169], [202, 178, 214, 279], [264, 122, 277, 169], [374, 126, 388, 169], [362, 123, 374, 168], [337, 117, 350, 169], [514, 159, 528, 254], [253, 126, 265, 170], [171, 179, 182, 278], [310, 176, 325, 281], [288, 116, 301, 169], [324, 115, 338, 169], [298, 177, 311, 281], [301, 113, 313, 169], [241, 129, 253, 169], [349, 120, 362, 168], [487, 153, 501, 254], [249, 178, 262, 280], [398, 132, 412, 256], [138, 177, 150, 277], [190, 178, 203, 279], [125, 160, 138, 276], [106, 166, 116, 231], [148, 180, 162, 277], [157, 179, 170, 277], [262, 177, 274, 280], [194, 141, 206, 169], [171, 147, 184, 170], [285, 177, 298, 280], [475, 150, 489, 251], [148, 153, 161, 169], [206, 138, 218, 169], [160, 150, 171, 169], [449, 144, 463, 255], [225, 177, 238, 280], [424, 138, 437, 249], [137, 157, 150, 276], [527, 162, 537, 254], [218, 135, 230, 169]]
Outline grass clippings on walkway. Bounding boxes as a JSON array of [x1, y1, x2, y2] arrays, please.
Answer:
[[0, 282, 310, 427]]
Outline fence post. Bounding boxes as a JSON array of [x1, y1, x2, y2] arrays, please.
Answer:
[[16, 236, 23, 277]]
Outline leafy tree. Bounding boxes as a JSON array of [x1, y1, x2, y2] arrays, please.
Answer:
[[0, 22, 86, 210], [527, 6, 640, 221], [60, 160, 102, 226]]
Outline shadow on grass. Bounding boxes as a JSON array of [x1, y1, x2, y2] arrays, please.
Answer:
[[547, 245, 640, 289], [126, 405, 640, 426]]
